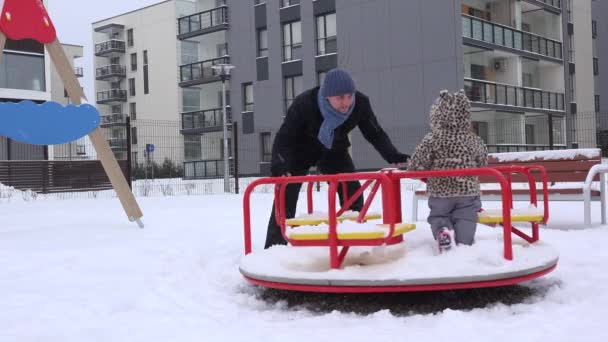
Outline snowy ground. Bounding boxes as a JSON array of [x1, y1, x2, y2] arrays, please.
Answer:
[[1, 189, 607, 342]]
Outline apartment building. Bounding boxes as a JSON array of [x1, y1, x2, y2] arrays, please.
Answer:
[[92, 0, 181, 165], [50, 43, 88, 160], [0, 0, 52, 160], [592, 0, 608, 130], [94, 0, 604, 179]]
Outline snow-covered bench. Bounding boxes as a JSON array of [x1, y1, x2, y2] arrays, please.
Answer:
[[412, 148, 606, 226]]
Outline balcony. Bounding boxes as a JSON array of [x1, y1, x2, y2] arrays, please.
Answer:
[[74, 67, 83, 78], [96, 64, 127, 80], [100, 114, 127, 127], [180, 107, 232, 134], [183, 159, 234, 179], [179, 56, 230, 87], [177, 6, 229, 40], [95, 39, 126, 56], [524, 0, 561, 12], [462, 15, 562, 62], [464, 78, 565, 113], [96, 89, 127, 104], [108, 137, 128, 150]]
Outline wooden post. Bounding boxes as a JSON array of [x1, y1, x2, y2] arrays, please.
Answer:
[[46, 38, 144, 226], [0, 32, 7, 65]]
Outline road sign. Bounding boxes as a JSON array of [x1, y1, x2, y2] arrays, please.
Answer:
[[146, 143, 155, 153]]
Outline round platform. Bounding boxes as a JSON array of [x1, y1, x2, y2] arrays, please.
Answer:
[[240, 229, 559, 293]]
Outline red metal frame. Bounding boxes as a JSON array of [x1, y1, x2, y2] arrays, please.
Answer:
[[243, 166, 550, 270]]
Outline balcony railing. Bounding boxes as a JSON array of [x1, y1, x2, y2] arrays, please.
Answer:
[[181, 107, 232, 132], [95, 39, 126, 56], [183, 159, 234, 179], [462, 15, 562, 60], [108, 137, 128, 149], [100, 114, 127, 126], [533, 0, 561, 9], [96, 89, 127, 103], [179, 56, 230, 85], [96, 64, 126, 79], [74, 67, 83, 78], [464, 78, 565, 112], [178, 6, 229, 37]]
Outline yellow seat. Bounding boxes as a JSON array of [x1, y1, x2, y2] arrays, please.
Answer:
[[286, 212, 382, 226], [288, 222, 416, 241], [477, 208, 544, 224]]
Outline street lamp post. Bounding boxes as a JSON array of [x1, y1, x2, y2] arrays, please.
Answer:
[[212, 63, 235, 193]]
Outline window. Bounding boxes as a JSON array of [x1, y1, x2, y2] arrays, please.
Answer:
[[130, 53, 137, 71], [316, 13, 337, 55], [284, 75, 303, 111], [129, 78, 136, 96], [143, 50, 149, 94], [260, 132, 272, 162], [254, 0, 265, 4], [281, 0, 299, 7], [569, 76, 576, 100], [257, 28, 268, 57], [568, 34, 575, 63], [127, 29, 134, 47], [131, 126, 137, 145], [594, 57, 599, 75], [317, 71, 326, 86], [243, 83, 254, 112], [0, 52, 45, 91], [595, 95, 600, 112], [282, 21, 302, 61], [592, 20, 597, 38], [183, 88, 201, 112], [525, 124, 535, 144], [111, 105, 122, 114], [129, 102, 137, 120], [472, 121, 489, 142], [184, 135, 202, 161]]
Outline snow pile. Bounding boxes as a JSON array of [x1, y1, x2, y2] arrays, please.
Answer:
[[0, 182, 38, 202], [491, 148, 600, 162]]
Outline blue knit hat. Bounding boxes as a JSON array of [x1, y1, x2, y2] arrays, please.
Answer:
[[320, 69, 356, 97]]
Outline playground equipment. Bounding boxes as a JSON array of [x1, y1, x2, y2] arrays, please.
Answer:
[[240, 166, 558, 293], [0, 0, 143, 227]]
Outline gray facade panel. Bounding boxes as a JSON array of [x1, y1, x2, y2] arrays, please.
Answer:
[[256, 57, 269, 81], [315, 53, 337, 72], [254, 3, 267, 28], [313, 0, 336, 16], [229, 0, 463, 175], [593, 0, 608, 129], [279, 4, 301, 23], [281, 60, 303, 76], [242, 111, 254, 134]]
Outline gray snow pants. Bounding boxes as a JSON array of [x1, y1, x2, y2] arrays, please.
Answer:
[[427, 196, 482, 245]]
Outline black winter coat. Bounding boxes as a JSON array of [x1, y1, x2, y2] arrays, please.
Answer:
[[271, 87, 406, 176]]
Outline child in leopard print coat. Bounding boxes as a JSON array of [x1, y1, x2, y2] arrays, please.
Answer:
[[407, 90, 488, 252]]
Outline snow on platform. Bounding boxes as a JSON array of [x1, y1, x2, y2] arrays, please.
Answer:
[[240, 227, 559, 287]]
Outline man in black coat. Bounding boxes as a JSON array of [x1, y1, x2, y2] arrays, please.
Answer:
[[265, 68, 409, 248]]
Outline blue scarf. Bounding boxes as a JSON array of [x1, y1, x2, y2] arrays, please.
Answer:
[[317, 90, 355, 149]]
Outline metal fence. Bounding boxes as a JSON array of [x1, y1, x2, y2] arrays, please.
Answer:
[[1, 111, 607, 198]]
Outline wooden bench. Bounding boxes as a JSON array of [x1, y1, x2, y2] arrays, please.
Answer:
[[412, 148, 606, 226]]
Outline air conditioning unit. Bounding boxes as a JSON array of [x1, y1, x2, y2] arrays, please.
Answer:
[[494, 58, 508, 72]]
